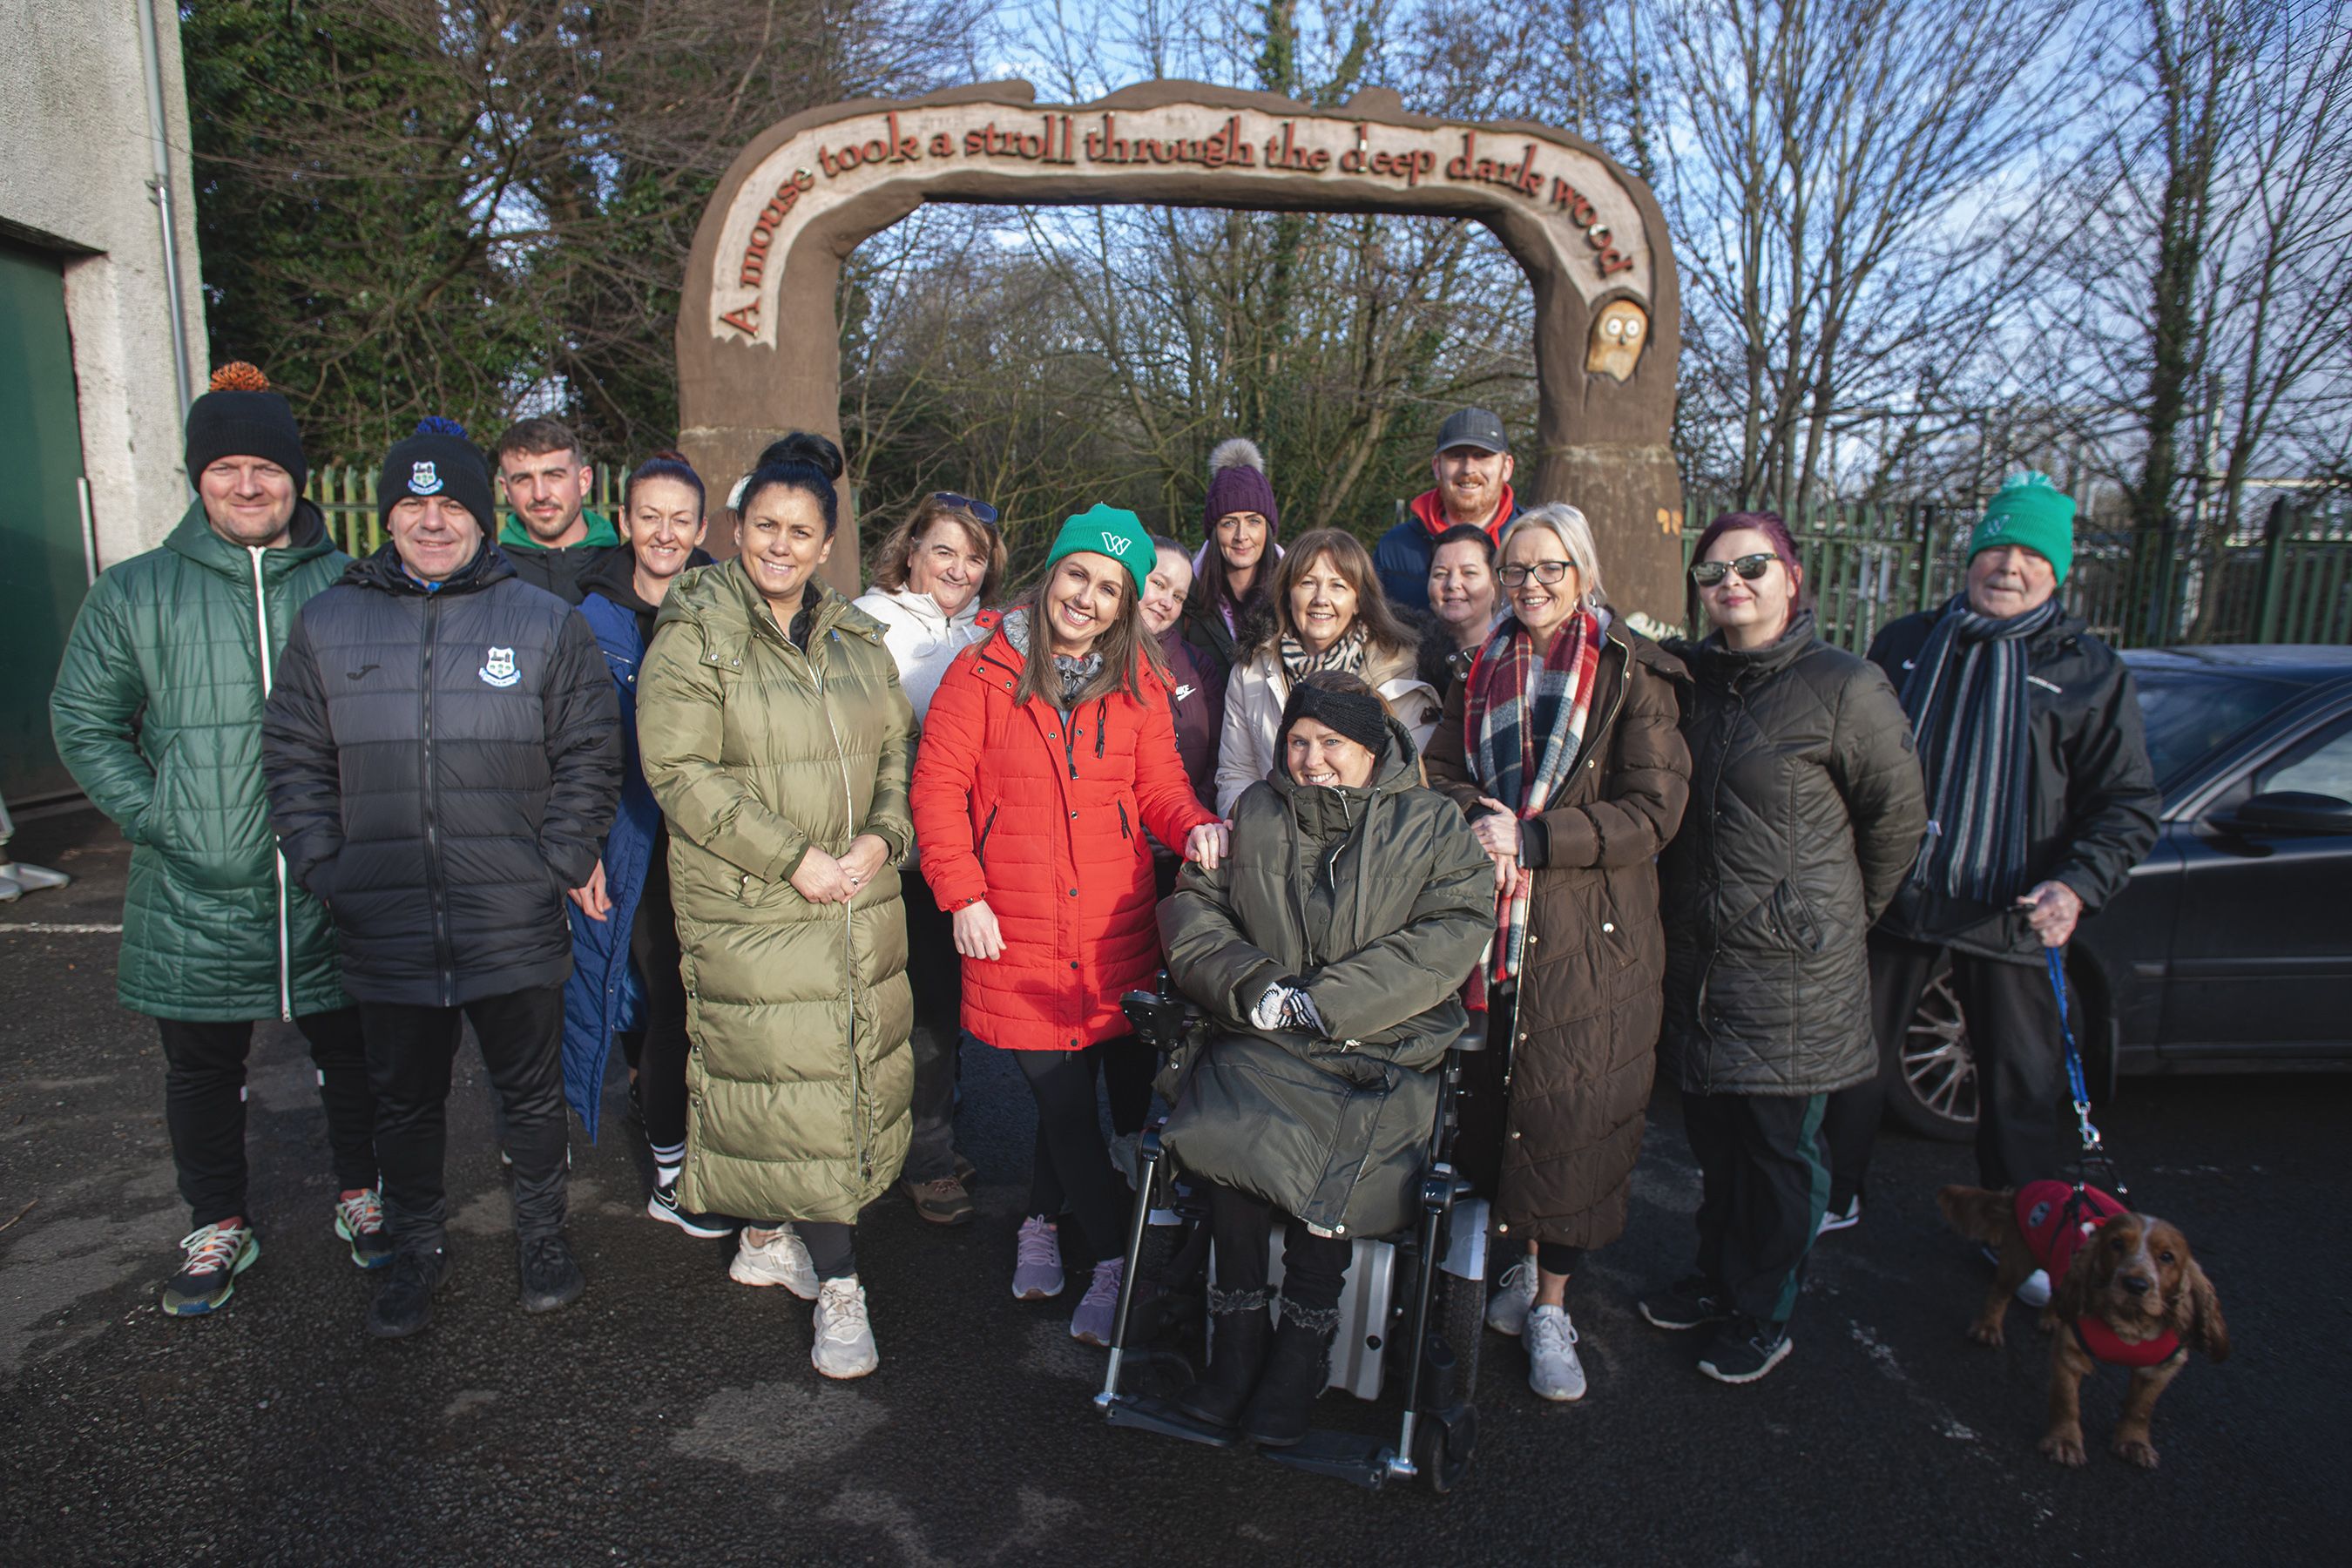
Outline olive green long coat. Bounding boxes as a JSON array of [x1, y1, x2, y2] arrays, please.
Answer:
[[637, 563, 917, 1225]]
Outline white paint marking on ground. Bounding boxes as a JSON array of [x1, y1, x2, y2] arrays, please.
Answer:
[[0, 922, 123, 934], [1848, 1320, 1909, 1383], [1849, 1319, 2003, 1463]]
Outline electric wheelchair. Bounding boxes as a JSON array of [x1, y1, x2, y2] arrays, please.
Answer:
[[1093, 972, 1493, 1493]]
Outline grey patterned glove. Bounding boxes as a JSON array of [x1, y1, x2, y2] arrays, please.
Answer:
[[1250, 979, 1325, 1036]]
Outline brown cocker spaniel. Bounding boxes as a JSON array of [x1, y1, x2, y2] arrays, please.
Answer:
[[1939, 1183, 2227, 1470]]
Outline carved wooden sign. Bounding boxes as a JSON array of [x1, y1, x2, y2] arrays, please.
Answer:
[[679, 80, 1683, 612]]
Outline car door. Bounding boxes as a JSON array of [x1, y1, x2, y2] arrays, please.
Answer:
[[2163, 706, 2352, 1058]]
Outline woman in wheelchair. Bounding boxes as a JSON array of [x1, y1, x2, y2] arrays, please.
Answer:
[[1156, 673, 1493, 1445]]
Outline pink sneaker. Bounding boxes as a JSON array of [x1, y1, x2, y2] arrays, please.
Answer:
[[1070, 1257, 1123, 1345], [1012, 1216, 1064, 1301]]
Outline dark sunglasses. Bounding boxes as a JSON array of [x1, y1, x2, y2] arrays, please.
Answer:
[[1690, 552, 1781, 587], [932, 491, 1000, 525]]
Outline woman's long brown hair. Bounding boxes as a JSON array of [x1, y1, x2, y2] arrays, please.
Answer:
[[1013, 559, 1170, 709], [1246, 528, 1418, 663]]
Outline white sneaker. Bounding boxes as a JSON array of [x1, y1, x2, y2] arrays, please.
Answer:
[[1070, 1257, 1122, 1346], [730, 1225, 818, 1300], [811, 1276, 879, 1379], [1012, 1215, 1064, 1301], [1525, 1304, 1586, 1402], [1817, 1195, 1862, 1235], [2016, 1267, 2053, 1309], [1485, 1256, 1538, 1336]]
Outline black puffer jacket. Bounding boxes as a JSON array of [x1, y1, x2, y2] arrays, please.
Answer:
[[1660, 616, 1928, 1096], [1866, 607, 2159, 964], [262, 540, 620, 1007]]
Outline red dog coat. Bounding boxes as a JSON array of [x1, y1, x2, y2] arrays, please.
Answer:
[[2014, 1180, 2182, 1368]]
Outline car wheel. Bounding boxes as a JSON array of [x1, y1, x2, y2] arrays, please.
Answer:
[[1884, 967, 1977, 1141]]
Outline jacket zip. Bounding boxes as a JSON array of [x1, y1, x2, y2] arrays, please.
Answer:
[[1117, 801, 1132, 841], [798, 617, 871, 1184], [248, 547, 294, 1022], [420, 595, 456, 1006], [975, 802, 999, 865]]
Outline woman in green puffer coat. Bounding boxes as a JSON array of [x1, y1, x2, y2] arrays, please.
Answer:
[[1157, 672, 1493, 1447], [635, 434, 916, 1382]]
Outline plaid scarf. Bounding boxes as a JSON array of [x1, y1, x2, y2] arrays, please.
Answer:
[[1900, 592, 2062, 902], [1461, 609, 1604, 1008], [1279, 622, 1369, 683]]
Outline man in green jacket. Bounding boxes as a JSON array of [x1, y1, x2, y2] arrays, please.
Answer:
[[491, 416, 618, 605], [50, 363, 387, 1317]]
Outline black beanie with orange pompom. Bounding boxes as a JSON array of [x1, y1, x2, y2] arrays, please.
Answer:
[[184, 362, 307, 489]]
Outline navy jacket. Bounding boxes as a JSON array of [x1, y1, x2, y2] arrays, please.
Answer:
[[263, 541, 620, 1007]]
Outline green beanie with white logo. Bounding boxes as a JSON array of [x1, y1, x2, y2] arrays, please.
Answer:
[[1970, 472, 2077, 585], [1044, 504, 1157, 593]]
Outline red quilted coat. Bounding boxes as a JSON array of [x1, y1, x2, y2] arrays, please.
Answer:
[[910, 623, 1218, 1051]]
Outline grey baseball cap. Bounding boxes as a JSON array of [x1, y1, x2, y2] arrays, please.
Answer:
[[1435, 407, 1511, 456]]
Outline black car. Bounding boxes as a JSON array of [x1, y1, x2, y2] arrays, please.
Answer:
[[1886, 645, 2352, 1140]]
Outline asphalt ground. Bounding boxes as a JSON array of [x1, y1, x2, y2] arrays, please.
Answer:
[[2, 804, 2344, 1565]]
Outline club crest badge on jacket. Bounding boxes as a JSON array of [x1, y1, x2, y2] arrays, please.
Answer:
[[480, 646, 518, 688]]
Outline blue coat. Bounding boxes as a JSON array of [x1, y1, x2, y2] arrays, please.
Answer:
[[560, 590, 663, 1139]]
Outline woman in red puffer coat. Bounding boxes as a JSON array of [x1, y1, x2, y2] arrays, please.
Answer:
[[911, 504, 1226, 1347]]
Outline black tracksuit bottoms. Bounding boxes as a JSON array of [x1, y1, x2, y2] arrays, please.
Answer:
[[901, 865, 968, 1184], [360, 983, 568, 1256], [156, 1007, 377, 1229], [1684, 1089, 1829, 1326], [1821, 936, 2069, 1205]]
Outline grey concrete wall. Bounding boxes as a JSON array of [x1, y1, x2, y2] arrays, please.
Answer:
[[0, 0, 207, 567]]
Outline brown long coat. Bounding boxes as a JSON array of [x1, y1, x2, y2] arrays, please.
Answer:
[[1425, 615, 1691, 1249]]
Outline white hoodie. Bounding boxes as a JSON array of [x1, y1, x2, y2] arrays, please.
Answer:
[[851, 585, 990, 720]]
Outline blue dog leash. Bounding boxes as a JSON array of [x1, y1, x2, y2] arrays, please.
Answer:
[[2048, 944, 2126, 1202]]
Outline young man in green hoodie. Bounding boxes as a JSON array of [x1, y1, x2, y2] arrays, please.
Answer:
[[492, 416, 618, 605]]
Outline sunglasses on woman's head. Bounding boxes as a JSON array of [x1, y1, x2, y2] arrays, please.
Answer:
[[1690, 552, 1780, 587], [932, 491, 999, 525]]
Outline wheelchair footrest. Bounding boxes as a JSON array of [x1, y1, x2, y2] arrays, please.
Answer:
[[1103, 1396, 1238, 1450], [1261, 1428, 1394, 1490]]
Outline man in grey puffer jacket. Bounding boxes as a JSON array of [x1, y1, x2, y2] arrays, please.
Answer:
[[264, 417, 618, 1341]]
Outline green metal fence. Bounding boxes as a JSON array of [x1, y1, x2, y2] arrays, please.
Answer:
[[303, 464, 2350, 652], [1677, 498, 2352, 652]]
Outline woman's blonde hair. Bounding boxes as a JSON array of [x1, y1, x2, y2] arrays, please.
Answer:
[[866, 494, 1009, 605], [1499, 504, 1606, 612]]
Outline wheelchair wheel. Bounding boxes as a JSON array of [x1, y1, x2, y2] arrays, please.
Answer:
[[1415, 1403, 1478, 1494], [1436, 1265, 1484, 1402]]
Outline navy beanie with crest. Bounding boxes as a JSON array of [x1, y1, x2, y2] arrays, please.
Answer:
[[379, 416, 497, 534]]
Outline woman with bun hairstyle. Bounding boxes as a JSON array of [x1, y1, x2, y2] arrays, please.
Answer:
[[636, 432, 917, 1381], [853, 491, 1008, 1227], [1213, 528, 1442, 815], [561, 453, 718, 1237], [910, 505, 1228, 1346], [1180, 439, 1281, 685]]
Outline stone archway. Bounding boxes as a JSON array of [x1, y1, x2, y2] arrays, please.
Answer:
[[679, 79, 1684, 614]]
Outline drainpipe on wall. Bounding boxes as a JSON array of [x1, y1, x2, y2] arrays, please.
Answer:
[[134, 0, 195, 428]]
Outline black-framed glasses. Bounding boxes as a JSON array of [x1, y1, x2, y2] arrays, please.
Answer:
[[1497, 559, 1575, 587], [932, 491, 1000, 525], [1690, 552, 1781, 587]]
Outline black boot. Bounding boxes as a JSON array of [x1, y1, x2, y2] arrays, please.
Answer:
[[1172, 1289, 1271, 1430], [518, 1233, 585, 1314], [1240, 1305, 1337, 1448], [367, 1245, 449, 1340]]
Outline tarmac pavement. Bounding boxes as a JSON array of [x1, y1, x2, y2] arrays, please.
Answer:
[[2, 805, 2344, 1565]]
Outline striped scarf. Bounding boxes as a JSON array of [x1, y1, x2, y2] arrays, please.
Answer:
[[1279, 622, 1369, 683], [1461, 609, 1604, 1009], [1900, 593, 2061, 902]]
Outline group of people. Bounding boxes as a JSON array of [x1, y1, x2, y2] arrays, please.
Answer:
[[51, 364, 2157, 1443]]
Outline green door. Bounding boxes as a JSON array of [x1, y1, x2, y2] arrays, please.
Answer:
[[0, 240, 92, 801]]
